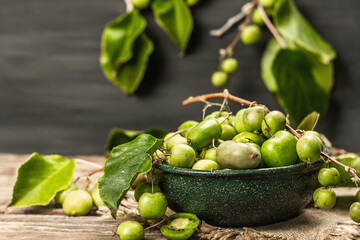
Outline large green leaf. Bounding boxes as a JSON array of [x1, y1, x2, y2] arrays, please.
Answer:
[[151, 0, 193, 53], [9, 153, 75, 208], [101, 11, 146, 68], [273, 0, 336, 64], [272, 49, 332, 125], [99, 134, 163, 218], [297, 111, 320, 130], [115, 34, 154, 93], [105, 127, 169, 155], [101, 33, 154, 94]]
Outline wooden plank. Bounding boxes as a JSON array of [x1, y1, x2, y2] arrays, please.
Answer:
[[0, 214, 164, 240], [0, 153, 166, 239]]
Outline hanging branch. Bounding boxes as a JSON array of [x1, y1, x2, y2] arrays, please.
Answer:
[[183, 91, 269, 112], [124, 0, 134, 12], [183, 91, 360, 184], [209, 2, 253, 37], [220, 0, 259, 58], [256, 2, 286, 48]]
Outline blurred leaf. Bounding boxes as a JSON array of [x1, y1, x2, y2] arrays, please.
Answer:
[[272, 49, 332, 125], [99, 134, 163, 218], [105, 127, 168, 155], [151, 0, 193, 53], [100, 12, 153, 94], [297, 111, 320, 130], [273, 0, 336, 64], [330, 153, 360, 187], [261, 38, 283, 93], [107, 33, 154, 94], [101, 11, 146, 67], [9, 153, 75, 208]]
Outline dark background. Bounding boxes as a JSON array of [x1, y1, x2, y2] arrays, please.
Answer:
[[1, 0, 359, 155]]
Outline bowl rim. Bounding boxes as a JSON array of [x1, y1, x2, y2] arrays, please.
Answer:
[[155, 160, 324, 177]]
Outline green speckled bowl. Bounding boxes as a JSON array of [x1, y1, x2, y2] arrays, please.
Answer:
[[155, 161, 323, 227]]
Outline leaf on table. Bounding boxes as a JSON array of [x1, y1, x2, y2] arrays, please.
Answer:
[[330, 153, 360, 187], [271, 49, 332, 125], [9, 153, 75, 208], [99, 134, 163, 218], [105, 127, 169, 155], [297, 111, 320, 131], [273, 0, 336, 64], [101, 10, 146, 68], [151, 0, 193, 54]]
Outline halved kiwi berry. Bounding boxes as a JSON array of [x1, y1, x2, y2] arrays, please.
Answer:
[[160, 213, 200, 240]]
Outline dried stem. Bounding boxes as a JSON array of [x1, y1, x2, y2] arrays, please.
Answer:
[[88, 167, 105, 176], [74, 158, 103, 169], [164, 129, 189, 142], [183, 91, 360, 184], [222, 0, 259, 57], [124, 0, 133, 12], [321, 152, 360, 185], [209, 2, 253, 37], [257, 2, 286, 48], [182, 91, 269, 112]]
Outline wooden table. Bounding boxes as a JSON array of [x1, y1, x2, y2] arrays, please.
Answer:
[[1, 153, 360, 240]]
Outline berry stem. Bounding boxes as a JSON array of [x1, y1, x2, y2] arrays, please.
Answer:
[[256, 2, 286, 48], [209, 2, 253, 37], [124, 0, 134, 12], [222, 0, 259, 58], [320, 152, 360, 185], [183, 90, 360, 185], [182, 90, 269, 112], [87, 167, 105, 176], [74, 158, 103, 169]]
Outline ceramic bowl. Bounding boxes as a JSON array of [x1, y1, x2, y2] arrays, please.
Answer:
[[155, 159, 324, 227]]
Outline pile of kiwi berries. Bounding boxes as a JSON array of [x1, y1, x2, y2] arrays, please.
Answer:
[[161, 105, 324, 172]]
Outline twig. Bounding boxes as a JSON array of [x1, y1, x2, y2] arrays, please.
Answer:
[[182, 91, 360, 185], [124, 0, 133, 12], [257, 2, 286, 48], [88, 167, 105, 176], [222, 0, 259, 57], [209, 2, 253, 37], [182, 91, 269, 112], [320, 152, 360, 185], [164, 129, 190, 142], [74, 159, 103, 169]]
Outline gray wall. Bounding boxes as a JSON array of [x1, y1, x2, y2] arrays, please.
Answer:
[[1, 0, 359, 155]]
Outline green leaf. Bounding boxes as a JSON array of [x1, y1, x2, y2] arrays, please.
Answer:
[[271, 49, 332, 125], [9, 153, 75, 208], [151, 0, 193, 53], [101, 11, 146, 68], [273, 0, 336, 64], [330, 153, 360, 187], [105, 127, 169, 155], [297, 111, 320, 130], [261, 38, 283, 93], [99, 134, 163, 218], [101, 33, 154, 94]]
